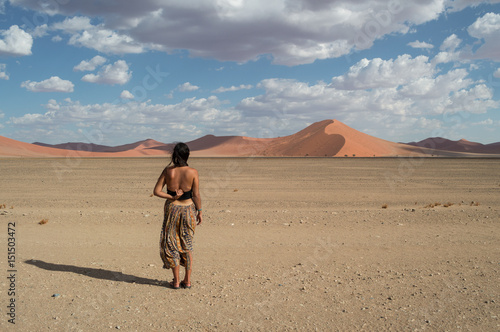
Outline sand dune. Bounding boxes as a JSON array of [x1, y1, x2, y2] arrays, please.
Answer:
[[406, 137, 500, 154], [1, 119, 499, 157]]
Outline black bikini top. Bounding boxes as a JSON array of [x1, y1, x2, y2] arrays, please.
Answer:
[[167, 189, 193, 200]]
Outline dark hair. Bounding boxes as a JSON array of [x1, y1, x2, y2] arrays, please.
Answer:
[[169, 142, 190, 167]]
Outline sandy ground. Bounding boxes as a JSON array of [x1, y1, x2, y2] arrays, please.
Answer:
[[0, 157, 499, 331]]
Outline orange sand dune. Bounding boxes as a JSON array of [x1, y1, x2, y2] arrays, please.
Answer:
[[1, 119, 497, 157], [192, 120, 433, 157], [0, 136, 169, 158]]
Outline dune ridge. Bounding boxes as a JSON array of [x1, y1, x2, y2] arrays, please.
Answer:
[[1, 119, 499, 157]]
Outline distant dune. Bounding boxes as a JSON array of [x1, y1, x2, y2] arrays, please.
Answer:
[[406, 137, 500, 154], [1, 119, 499, 157]]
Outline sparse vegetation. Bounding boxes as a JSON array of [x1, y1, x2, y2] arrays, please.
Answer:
[[382, 204, 388, 209], [39, 219, 48, 225], [470, 201, 480, 206], [443, 202, 454, 208], [424, 202, 443, 208]]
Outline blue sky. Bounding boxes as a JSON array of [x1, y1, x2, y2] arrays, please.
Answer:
[[0, 0, 499, 145]]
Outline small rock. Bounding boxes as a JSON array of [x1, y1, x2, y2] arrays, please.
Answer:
[[52, 293, 60, 298]]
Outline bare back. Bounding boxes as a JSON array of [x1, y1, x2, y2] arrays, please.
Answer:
[[164, 166, 196, 192]]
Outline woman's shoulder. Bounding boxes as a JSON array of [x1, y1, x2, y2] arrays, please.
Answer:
[[163, 166, 176, 174], [164, 165, 197, 173]]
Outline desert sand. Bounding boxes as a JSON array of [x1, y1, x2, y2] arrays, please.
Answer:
[[0, 157, 499, 331]]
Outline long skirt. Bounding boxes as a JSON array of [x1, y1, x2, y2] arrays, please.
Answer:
[[159, 200, 197, 270]]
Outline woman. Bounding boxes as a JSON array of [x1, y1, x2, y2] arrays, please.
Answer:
[[153, 142, 202, 289]]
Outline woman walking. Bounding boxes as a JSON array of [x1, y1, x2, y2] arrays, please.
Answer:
[[153, 142, 202, 289]]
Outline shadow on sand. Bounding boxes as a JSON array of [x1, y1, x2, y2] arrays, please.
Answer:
[[24, 259, 166, 287]]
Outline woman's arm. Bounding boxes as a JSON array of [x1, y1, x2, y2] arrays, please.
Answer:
[[191, 169, 203, 225], [153, 169, 183, 200]]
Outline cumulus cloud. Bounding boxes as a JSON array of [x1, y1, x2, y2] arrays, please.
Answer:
[[120, 90, 134, 99], [52, 16, 94, 33], [51, 35, 62, 42], [69, 28, 145, 54], [52, 16, 146, 54], [20, 76, 74, 92], [74, 55, 107, 71], [5, 0, 470, 65], [0, 25, 33, 56], [213, 84, 253, 93], [0, 63, 8, 80], [331, 55, 434, 90], [8, 96, 239, 144], [440, 34, 461, 51], [467, 12, 500, 60], [178, 82, 199, 92], [236, 52, 498, 139], [81, 60, 131, 85], [31, 24, 49, 38], [408, 40, 434, 49]]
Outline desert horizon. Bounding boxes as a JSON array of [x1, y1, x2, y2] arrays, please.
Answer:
[[2, 120, 500, 158]]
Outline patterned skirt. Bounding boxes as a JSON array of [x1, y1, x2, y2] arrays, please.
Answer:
[[159, 200, 197, 270]]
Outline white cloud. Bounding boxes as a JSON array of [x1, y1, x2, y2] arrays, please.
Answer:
[[408, 40, 434, 49], [0, 25, 33, 56], [69, 28, 145, 54], [236, 52, 498, 139], [20, 76, 74, 93], [472, 118, 494, 126], [52, 17, 94, 33], [0, 63, 8, 80], [120, 90, 134, 99], [31, 24, 49, 38], [494, 68, 500, 78], [52, 16, 145, 54], [440, 34, 461, 51], [81, 60, 131, 85], [467, 12, 500, 60], [6, 0, 465, 65], [74, 55, 107, 71], [51, 35, 62, 42], [213, 84, 253, 93], [331, 55, 434, 90], [8, 96, 239, 144], [178, 82, 199, 92], [432, 51, 461, 64]]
